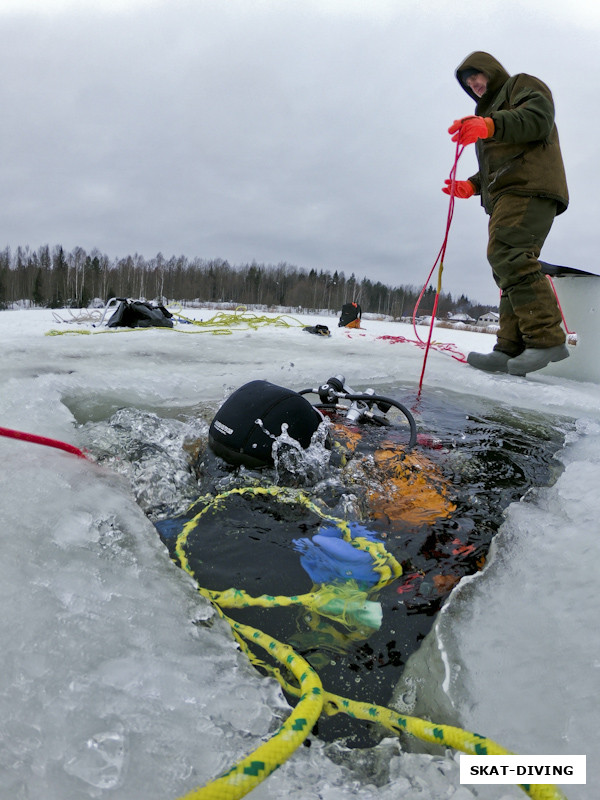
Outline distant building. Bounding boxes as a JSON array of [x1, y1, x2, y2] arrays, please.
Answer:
[[447, 312, 476, 324], [477, 311, 500, 326]]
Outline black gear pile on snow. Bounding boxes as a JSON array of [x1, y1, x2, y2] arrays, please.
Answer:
[[107, 299, 174, 328], [303, 324, 331, 336]]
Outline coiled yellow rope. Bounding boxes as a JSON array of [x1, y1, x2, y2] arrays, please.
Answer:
[[171, 306, 304, 333], [172, 486, 568, 800], [45, 306, 305, 336]]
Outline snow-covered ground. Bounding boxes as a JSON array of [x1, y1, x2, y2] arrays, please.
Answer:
[[1, 304, 598, 800]]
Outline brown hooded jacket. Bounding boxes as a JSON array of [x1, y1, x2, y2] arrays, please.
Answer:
[[455, 52, 569, 215]]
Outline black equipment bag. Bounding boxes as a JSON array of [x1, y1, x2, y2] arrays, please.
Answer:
[[107, 299, 174, 328], [338, 302, 362, 327]]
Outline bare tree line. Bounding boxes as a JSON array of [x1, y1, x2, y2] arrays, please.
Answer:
[[0, 243, 494, 319]]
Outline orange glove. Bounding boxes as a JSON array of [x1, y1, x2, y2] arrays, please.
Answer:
[[442, 179, 475, 199], [448, 116, 494, 145]]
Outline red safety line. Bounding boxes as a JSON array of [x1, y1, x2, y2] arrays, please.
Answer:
[[0, 425, 88, 459], [414, 139, 467, 395], [376, 333, 467, 360]]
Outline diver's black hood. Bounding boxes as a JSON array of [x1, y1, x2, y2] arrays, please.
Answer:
[[208, 380, 324, 468], [455, 51, 510, 105]]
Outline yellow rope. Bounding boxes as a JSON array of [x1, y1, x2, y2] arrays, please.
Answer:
[[176, 485, 402, 593], [171, 306, 304, 332], [207, 583, 383, 631], [322, 694, 567, 800], [45, 306, 305, 336], [171, 486, 567, 800], [46, 328, 92, 336], [177, 619, 323, 800]]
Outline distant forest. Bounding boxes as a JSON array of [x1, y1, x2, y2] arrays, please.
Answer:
[[0, 244, 495, 319]]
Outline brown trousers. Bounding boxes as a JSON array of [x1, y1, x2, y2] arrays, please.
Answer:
[[487, 194, 566, 356]]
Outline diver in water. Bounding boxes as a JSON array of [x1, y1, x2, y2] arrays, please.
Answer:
[[207, 378, 450, 525], [208, 379, 325, 469], [444, 51, 570, 377]]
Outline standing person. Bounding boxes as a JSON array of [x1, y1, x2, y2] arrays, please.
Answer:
[[443, 51, 570, 376]]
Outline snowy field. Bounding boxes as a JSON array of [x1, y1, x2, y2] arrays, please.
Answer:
[[1, 304, 599, 800]]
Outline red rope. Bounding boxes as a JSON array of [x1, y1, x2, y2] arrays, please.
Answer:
[[376, 334, 465, 357], [546, 275, 575, 335], [380, 150, 574, 386], [414, 139, 467, 395], [0, 426, 88, 459]]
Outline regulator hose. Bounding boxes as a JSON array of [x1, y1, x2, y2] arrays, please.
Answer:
[[299, 388, 417, 450], [341, 393, 417, 449]]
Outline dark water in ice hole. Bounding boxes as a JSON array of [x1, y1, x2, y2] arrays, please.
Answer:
[[75, 385, 572, 748]]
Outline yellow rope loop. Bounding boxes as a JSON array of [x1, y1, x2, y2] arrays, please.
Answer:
[[172, 485, 567, 800], [175, 485, 354, 576], [175, 490, 234, 575], [177, 620, 323, 800]]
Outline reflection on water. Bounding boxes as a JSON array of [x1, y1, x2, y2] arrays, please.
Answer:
[[79, 385, 572, 747]]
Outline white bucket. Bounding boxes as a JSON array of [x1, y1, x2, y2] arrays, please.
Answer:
[[541, 274, 600, 383]]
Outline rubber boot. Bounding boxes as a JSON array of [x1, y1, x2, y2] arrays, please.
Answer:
[[507, 344, 569, 376], [467, 350, 511, 373]]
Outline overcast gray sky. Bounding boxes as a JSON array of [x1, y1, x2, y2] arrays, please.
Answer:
[[1, 0, 598, 305]]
